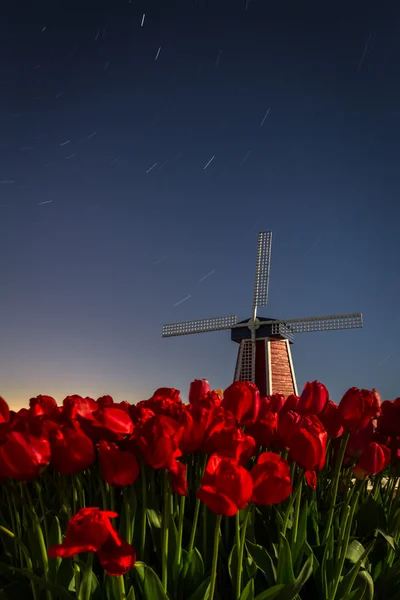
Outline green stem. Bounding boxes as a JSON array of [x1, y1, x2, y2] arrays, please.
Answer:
[[235, 511, 241, 547], [292, 478, 303, 545], [24, 484, 53, 600], [161, 470, 170, 592], [209, 514, 222, 600], [176, 494, 186, 567], [0, 525, 38, 600], [139, 456, 148, 560], [282, 477, 302, 537], [202, 503, 208, 567], [34, 481, 49, 547], [235, 510, 241, 593], [81, 553, 93, 600], [123, 487, 133, 545], [236, 506, 251, 600], [329, 481, 363, 600], [188, 454, 208, 552], [188, 498, 201, 552], [323, 431, 350, 544], [74, 561, 81, 597], [117, 575, 126, 600]]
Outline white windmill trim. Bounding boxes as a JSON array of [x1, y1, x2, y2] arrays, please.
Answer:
[[286, 339, 298, 395]]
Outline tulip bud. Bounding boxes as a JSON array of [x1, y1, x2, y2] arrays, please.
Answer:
[[353, 441, 391, 478], [297, 381, 329, 415], [189, 379, 211, 405], [221, 381, 260, 425], [267, 394, 286, 413], [338, 387, 381, 432]]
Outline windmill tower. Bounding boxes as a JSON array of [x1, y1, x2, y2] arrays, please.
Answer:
[[162, 232, 363, 397]]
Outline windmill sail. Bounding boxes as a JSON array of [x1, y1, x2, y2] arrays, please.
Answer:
[[252, 231, 272, 313], [162, 314, 238, 338]]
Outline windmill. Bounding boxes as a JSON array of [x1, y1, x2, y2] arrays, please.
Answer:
[[162, 232, 363, 397]]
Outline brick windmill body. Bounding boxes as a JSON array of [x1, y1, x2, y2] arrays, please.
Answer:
[[162, 232, 363, 396]]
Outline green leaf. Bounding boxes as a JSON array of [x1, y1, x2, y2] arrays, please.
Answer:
[[337, 540, 375, 600], [126, 585, 136, 600], [56, 557, 75, 592], [48, 516, 62, 583], [276, 534, 295, 585], [346, 540, 369, 569], [187, 577, 211, 600], [180, 548, 205, 598], [134, 561, 146, 595], [146, 508, 162, 529], [78, 554, 94, 600], [143, 565, 169, 599], [292, 500, 308, 568], [376, 528, 396, 550], [228, 543, 239, 589], [275, 555, 313, 600], [354, 571, 374, 600], [356, 495, 386, 536], [87, 571, 105, 600], [240, 579, 255, 600], [254, 584, 286, 600], [246, 539, 277, 587], [168, 517, 180, 583], [0, 562, 75, 600]]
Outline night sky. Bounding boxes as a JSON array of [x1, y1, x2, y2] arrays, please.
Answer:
[[1, 0, 399, 409]]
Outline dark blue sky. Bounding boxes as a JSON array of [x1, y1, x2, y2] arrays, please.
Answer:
[[1, 0, 399, 408]]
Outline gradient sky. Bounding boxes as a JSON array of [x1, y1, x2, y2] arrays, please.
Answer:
[[1, 0, 399, 410]]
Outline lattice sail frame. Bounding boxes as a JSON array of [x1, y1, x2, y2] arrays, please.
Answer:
[[268, 313, 363, 335], [253, 231, 272, 313], [162, 314, 238, 338], [234, 340, 254, 382]]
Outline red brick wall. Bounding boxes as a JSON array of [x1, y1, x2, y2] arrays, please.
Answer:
[[269, 340, 296, 396]]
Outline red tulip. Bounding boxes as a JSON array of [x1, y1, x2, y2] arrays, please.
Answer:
[[305, 470, 317, 490], [177, 408, 206, 454], [197, 454, 253, 516], [267, 394, 286, 414], [289, 415, 327, 471], [346, 422, 374, 459], [377, 399, 400, 437], [189, 379, 211, 405], [62, 395, 97, 421], [48, 507, 136, 576], [98, 441, 140, 486], [319, 400, 343, 439], [51, 422, 95, 475], [277, 410, 302, 448], [222, 381, 260, 425], [88, 406, 134, 442], [0, 430, 51, 481], [200, 406, 236, 454], [206, 425, 256, 465], [143, 388, 183, 419], [297, 381, 329, 415], [284, 394, 300, 412], [0, 397, 10, 424], [97, 395, 114, 408], [353, 442, 391, 478], [250, 452, 292, 505], [168, 460, 188, 496], [134, 414, 182, 469], [338, 387, 381, 432], [29, 395, 58, 418], [245, 410, 278, 448]]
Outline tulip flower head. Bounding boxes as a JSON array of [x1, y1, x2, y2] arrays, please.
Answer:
[[48, 507, 136, 576]]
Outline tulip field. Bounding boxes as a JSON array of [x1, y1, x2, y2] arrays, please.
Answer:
[[0, 380, 399, 600]]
